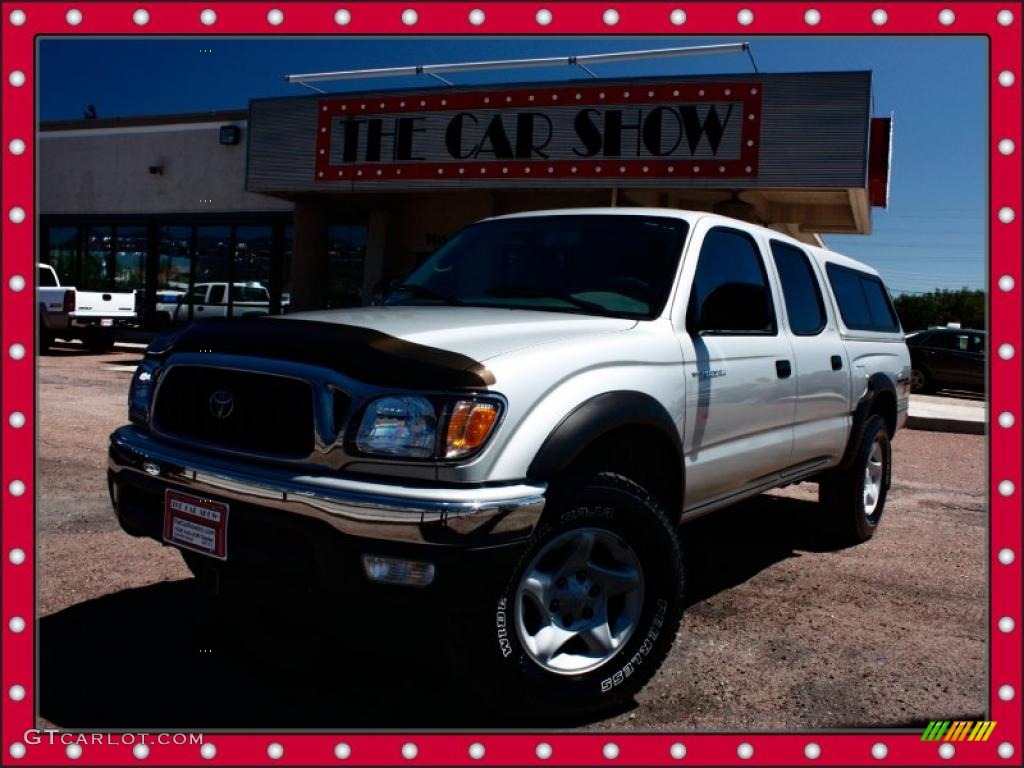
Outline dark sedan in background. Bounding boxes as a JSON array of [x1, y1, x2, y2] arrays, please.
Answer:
[[906, 327, 985, 394]]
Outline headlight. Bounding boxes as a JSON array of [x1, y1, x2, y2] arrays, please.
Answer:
[[353, 395, 502, 460], [356, 396, 438, 458], [129, 358, 161, 424]]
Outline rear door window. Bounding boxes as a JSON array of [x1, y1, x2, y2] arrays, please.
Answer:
[[769, 241, 827, 335], [38, 266, 58, 287], [825, 263, 901, 332]]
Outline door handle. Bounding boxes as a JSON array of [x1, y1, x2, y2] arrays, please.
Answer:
[[775, 360, 792, 379], [831, 355, 843, 371]]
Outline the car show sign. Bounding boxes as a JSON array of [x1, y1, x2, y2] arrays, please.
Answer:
[[311, 81, 761, 181], [247, 71, 872, 192]]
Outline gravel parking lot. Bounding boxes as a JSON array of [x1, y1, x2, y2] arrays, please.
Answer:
[[36, 345, 986, 731]]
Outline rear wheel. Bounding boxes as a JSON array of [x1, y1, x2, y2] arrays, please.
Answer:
[[85, 334, 115, 353], [456, 473, 685, 717], [910, 366, 931, 393], [820, 414, 891, 545]]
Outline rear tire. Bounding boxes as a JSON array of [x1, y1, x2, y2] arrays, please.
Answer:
[[455, 472, 685, 717], [85, 334, 115, 353], [910, 366, 931, 393], [820, 414, 891, 545]]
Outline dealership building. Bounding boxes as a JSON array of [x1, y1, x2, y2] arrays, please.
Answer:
[[39, 70, 890, 327]]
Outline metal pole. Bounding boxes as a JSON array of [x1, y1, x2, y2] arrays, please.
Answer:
[[286, 43, 749, 85]]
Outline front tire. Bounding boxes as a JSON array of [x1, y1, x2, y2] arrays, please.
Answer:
[[820, 415, 891, 544], [460, 473, 685, 717]]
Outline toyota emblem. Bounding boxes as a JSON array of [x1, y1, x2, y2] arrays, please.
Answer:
[[208, 390, 235, 420]]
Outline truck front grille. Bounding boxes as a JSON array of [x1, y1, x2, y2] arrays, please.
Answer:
[[152, 365, 314, 457]]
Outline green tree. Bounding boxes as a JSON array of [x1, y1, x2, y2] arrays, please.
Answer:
[[893, 288, 985, 332]]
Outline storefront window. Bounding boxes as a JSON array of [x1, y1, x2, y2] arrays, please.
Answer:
[[190, 225, 231, 320], [45, 226, 78, 286], [233, 225, 273, 317], [158, 225, 192, 291], [82, 226, 112, 291], [114, 226, 147, 290], [326, 224, 367, 308]]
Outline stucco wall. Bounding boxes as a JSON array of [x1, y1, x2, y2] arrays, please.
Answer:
[[39, 121, 293, 215]]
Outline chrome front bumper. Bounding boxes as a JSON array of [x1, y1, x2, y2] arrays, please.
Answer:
[[108, 426, 546, 547]]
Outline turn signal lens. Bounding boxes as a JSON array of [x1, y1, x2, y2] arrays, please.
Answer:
[[445, 400, 500, 459]]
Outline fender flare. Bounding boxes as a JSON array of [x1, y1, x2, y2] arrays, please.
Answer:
[[527, 390, 682, 480], [840, 372, 897, 469]]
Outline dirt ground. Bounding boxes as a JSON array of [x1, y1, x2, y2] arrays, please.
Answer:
[[35, 344, 986, 731]]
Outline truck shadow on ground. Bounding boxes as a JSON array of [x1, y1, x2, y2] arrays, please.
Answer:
[[40, 493, 831, 729]]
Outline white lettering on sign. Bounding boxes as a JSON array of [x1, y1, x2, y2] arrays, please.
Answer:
[[171, 518, 217, 552], [169, 498, 222, 523]]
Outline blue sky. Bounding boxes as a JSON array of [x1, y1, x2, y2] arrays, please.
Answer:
[[38, 36, 987, 295]]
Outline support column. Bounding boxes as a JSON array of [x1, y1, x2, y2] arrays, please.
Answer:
[[288, 201, 328, 311], [361, 208, 388, 304]]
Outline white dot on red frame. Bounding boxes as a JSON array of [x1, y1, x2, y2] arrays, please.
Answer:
[[536, 8, 552, 25], [132, 8, 149, 25], [9, 616, 27, 632], [8, 8, 26, 25], [669, 9, 686, 25], [200, 8, 216, 25], [871, 743, 888, 759], [133, 743, 149, 760], [334, 9, 351, 25], [267, 9, 284, 25], [871, 9, 888, 25], [737, 8, 753, 25], [468, 8, 485, 25], [805, 9, 821, 25], [997, 548, 1014, 564], [997, 9, 1014, 25], [603, 9, 619, 25], [65, 8, 82, 25]]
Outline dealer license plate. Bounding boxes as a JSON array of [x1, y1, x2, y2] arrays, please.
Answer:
[[100, 318, 114, 327], [163, 489, 229, 560]]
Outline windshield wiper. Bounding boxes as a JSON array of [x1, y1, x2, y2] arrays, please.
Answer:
[[390, 283, 462, 306], [485, 286, 618, 317]]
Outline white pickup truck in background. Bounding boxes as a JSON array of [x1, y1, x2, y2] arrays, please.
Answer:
[[164, 282, 278, 325], [38, 263, 137, 353]]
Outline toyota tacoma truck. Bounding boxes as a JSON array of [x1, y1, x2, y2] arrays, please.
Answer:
[[108, 209, 910, 713], [38, 263, 137, 352]]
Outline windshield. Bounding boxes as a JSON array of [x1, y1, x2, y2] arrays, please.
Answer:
[[386, 215, 689, 319]]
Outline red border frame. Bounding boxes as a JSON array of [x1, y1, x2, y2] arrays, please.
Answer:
[[313, 82, 763, 181], [1, 3, 1020, 766]]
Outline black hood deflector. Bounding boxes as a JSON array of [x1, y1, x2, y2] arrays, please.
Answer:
[[148, 317, 496, 389]]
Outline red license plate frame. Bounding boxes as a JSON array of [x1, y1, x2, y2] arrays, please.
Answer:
[[162, 489, 229, 561]]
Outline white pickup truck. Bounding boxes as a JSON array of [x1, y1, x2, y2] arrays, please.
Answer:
[[166, 282, 274, 325], [109, 209, 910, 714], [38, 264, 137, 352]]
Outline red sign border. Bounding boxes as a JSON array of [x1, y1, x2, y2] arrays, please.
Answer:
[[1, 3, 1020, 767], [313, 82, 763, 182]]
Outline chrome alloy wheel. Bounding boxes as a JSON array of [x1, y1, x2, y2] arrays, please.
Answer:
[[514, 527, 644, 675], [863, 439, 885, 519]]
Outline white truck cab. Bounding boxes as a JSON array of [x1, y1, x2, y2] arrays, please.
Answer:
[[38, 263, 137, 352], [109, 209, 910, 714]]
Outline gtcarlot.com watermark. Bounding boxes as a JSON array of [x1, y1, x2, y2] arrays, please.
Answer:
[[24, 730, 204, 746]]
